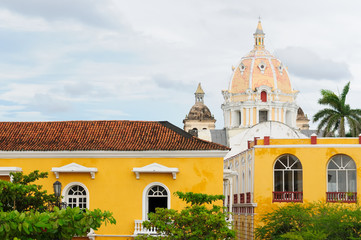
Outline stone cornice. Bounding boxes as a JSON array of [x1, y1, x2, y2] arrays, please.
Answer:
[[0, 150, 229, 159]]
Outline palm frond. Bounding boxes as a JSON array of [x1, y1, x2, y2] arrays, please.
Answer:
[[340, 82, 350, 105], [318, 92, 341, 110], [313, 109, 338, 122]]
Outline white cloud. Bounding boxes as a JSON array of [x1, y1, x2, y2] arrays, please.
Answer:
[[275, 47, 352, 80], [0, 1, 360, 129]]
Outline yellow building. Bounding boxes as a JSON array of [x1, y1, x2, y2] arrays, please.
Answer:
[[0, 120, 229, 239], [224, 134, 361, 239]]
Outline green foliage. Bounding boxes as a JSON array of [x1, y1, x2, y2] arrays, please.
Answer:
[[256, 202, 361, 240], [0, 171, 57, 212], [0, 207, 116, 240], [137, 191, 235, 240], [175, 191, 224, 205], [313, 82, 361, 137], [0, 170, 116, 239]]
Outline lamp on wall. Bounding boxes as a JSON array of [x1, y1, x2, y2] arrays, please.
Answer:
[[53, 181, 62, 208]]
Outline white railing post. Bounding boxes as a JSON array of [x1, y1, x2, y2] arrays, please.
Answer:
[[134, 220, 158, 235]]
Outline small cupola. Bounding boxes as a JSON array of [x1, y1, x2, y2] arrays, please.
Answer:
[[195, 83, 205, 103], [253, 18, 265, 50]]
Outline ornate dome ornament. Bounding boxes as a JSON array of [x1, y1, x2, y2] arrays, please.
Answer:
[[258, 61, 267, 73], [239, 63, 246, 75]]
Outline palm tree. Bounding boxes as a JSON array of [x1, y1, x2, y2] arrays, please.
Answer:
[[313, 82, 361, 137]]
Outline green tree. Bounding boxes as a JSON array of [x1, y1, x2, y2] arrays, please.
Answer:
[[0, 171, 116, 239], [313, 82, 361, 137], [0, 171, 57, 212], [137, 191, 235, 240], [255, 202, 361, 240]]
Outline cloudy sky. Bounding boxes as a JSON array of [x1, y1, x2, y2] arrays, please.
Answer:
[[0, 0, 359, 129]]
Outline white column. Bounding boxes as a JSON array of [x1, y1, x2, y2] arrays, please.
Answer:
[[250, 107, 254, 126], [292, 109, 296, 128], [246, 108, 249, 127], [231, 111, 235, 127], [223, 180, 228, 207], [275, 108, 278, 121], [240, 107, 244, 127], [256, 107, 259, 124], [278, 108, 282, 122], [228, 178, 233, 221], [283, 108, 286, 124], [224, 110, 230, 128]]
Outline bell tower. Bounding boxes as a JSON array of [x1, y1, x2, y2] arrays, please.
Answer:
[[183, 83, 216, 138]]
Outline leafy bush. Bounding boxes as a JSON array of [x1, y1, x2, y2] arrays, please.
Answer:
[[0, 171, 116, 239], [0, 207, 115, 240], [256, 202, 361, 240], [137, 191, 235, 240]]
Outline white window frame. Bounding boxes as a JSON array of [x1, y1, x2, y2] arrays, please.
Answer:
[[273, 154, 303, 192], [142, 182, 170, 220], [62, 182, 90, 209], [327, 154, 357, 193], [0, 167, 22, 182]]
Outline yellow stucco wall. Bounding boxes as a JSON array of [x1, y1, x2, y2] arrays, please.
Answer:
[[0, 155, 224, 239], [252, 138, 361, 228]]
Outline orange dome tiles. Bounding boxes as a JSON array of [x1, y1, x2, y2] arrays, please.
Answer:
[[0, 120, 229, 151], [230, 60, 251, 93], [270, 59, 292, 94], [251, 58, 274, 90]]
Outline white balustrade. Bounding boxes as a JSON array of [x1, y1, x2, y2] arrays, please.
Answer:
[[134, 220, 158, 235]]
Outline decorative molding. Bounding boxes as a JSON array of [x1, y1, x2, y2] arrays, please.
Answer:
[[239, 63, 246, 75], [0, 167, 22, 176], [0, 150, 228, 159], [52, 163, 98, 179], [132, 163, 179, 180], [258, 61, 266, 73], [224, 169, 238, 179], [254, 144, 361, 149]]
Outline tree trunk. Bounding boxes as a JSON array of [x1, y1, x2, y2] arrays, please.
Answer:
[[339, 117, 345, 137]]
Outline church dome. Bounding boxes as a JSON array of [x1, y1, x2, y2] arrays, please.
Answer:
[[183, 83, 216, 135], [187, 103, 214, 121], [221, 20, 300, 131], [228, 20, 293, 95], [185, 83, 215, 121]]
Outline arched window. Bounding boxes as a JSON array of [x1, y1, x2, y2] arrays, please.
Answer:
[[261, 91, 267, 102], [64, 183, 88, 209], [327, 154, 357, 203], [273, 154, 303, 202], [143, 183, 170, 220]]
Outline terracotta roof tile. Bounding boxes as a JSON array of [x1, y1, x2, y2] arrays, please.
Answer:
[[0, 120, 229, 151]]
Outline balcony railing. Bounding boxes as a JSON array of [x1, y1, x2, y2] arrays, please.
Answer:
[[273, 191, 303, 202], [233, 194, 238, 204], [134, 220, 157, 235], [326, 192, 357, 203], [246, 192, 251, 203], [240, 193, 245, 203]]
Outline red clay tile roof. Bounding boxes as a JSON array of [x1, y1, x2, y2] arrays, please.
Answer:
[[0, 120, 229, 151]]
